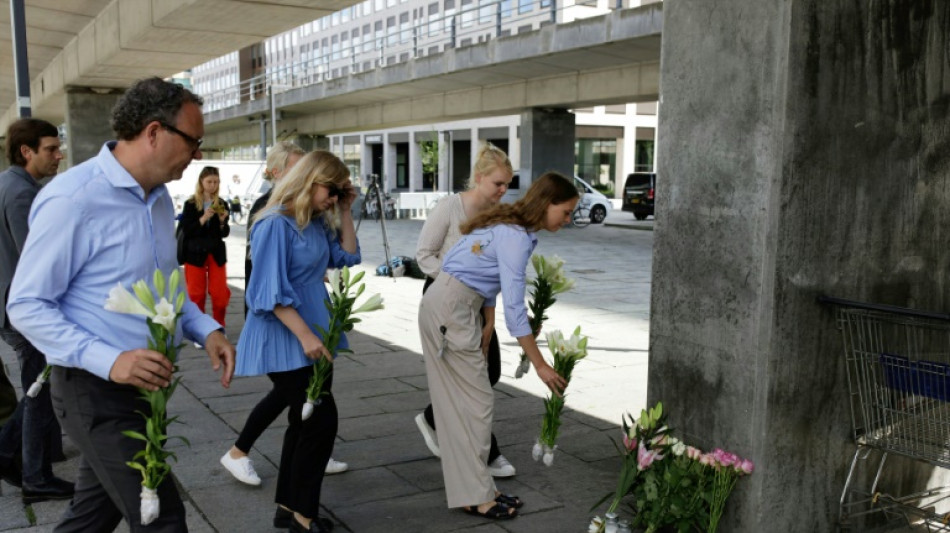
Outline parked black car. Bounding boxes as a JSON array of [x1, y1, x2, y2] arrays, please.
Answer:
[[622, 173, 656, 220]]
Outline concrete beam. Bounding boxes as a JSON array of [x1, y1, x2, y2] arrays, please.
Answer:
[[0, 0, 364, 132]]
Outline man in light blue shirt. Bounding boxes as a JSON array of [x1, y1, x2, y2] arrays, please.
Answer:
[[8, 77, 235, 532]]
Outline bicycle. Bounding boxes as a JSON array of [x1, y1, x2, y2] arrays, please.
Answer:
[[571, 200, 592, 228]]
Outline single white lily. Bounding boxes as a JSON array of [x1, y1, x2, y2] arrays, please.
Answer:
[[152, 298, 177, 333], [104, 283, 152, 317]]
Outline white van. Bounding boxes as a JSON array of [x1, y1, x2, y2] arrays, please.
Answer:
[[507, 171, 611, 224]]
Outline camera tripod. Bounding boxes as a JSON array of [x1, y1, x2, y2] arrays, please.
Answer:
[[355, 173, 394, 279]]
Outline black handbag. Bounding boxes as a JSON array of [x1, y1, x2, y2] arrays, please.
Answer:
[[176, 222, 186, 265]]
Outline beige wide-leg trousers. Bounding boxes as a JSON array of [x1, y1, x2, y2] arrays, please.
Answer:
[[419, 273, 496, 508]]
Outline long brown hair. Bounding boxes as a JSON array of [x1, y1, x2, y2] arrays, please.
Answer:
[[460, 171, 578, 234], [256, 150, 350, 232]]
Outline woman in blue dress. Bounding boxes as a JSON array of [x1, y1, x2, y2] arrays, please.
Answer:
[[235, 150, 360, 533]]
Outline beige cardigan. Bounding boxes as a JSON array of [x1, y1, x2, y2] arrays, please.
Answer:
[[414, 194, 467, 279]]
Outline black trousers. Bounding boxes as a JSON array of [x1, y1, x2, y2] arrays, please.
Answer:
[[421, 277, 502, 463], [50, 367, 186, 533], [269, 365, 337, 519]]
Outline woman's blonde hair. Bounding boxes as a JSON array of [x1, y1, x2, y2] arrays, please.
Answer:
[[257, 150, 350, 232], [264, 141, 306, 181], [460, 171, 578, 234], [192, 166, 221, 209], [467, 143, 513, 189]]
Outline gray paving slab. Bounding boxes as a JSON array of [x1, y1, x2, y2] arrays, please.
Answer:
[[0, 218, 649, 532]]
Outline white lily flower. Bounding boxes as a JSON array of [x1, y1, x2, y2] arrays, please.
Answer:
[[168, 268, 181, 301], [104, 283, 152, 317], [152, 298, 177, 333], [352, 293, 384, 314], [543, 450, 555, 466]]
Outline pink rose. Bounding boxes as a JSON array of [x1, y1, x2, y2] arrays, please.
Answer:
[[699, 453, 715, 467], [712, 448, 738, 468], [686, 446, 702, 461], [737, 458, 754, 475]]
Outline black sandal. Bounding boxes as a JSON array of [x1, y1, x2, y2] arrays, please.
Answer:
[[495, 493, 523, 508], [463, 502, 518, 520]]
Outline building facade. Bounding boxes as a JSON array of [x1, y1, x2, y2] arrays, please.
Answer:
[[191, 0, 659, 199]]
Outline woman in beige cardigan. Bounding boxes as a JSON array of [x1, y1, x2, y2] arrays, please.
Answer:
[[414, 144, 516, 477]]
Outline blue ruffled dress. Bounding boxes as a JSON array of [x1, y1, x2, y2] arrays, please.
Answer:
[[235, 210, 361, 376]]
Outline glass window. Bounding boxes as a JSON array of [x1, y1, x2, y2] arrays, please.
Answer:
[[518, 0, 532, 14], [479, 0, 492, 24]]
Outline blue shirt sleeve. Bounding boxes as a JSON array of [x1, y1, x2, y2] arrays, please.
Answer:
[[246, 216, 301, 312], [7, 195, 122, 380], [496, 230, 533, 338], [323, 221, 362, 268]]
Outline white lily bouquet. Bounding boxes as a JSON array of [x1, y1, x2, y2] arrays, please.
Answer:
[[532, 326, 588, 466], [302, 266, 384, 420], [516, 254, 575, 378], [104, 268, 188, 525]]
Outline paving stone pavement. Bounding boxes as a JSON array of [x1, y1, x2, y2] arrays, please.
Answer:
[[0, 215, 651, 532]]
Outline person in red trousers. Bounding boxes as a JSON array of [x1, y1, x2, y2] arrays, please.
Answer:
[[179, 166, 231, 335]]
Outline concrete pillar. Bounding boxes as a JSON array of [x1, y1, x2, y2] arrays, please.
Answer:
[[360, 136, 371, 189], [507, 124, 520, 170], [650, 1, 950, 531], [438, 130, 450, 192], [65, 88, 123, 167], [470, 127, 480, 179], [518, 107, 575, 186], [295, 134, 329, 152], [383, 134, 396, 192], [409, 130, 421, 192]]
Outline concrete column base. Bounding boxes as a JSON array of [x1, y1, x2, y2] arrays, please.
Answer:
[[65, 88, 123, 167]]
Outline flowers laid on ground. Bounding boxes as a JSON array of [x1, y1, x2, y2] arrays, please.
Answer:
[[302, 266, 384, 420], [26, 364, 52, 398], [516, 254, 575, 378], [104, 268, 188, 525], [531, 326, 588, 466], [590, 402, 754, 533]]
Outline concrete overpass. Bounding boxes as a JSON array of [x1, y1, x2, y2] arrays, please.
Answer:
[[0, 0, 363, 161], [202, 3, 662, 149]]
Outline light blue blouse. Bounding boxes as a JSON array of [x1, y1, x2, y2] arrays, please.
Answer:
[[235, 210, 361, 376], [440, 224, 538, 338]]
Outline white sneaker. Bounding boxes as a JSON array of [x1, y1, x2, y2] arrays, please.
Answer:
[[220, 452, 261, 486], [488, 455, 516, 478], [415, 412, 440, 458], [325, 458, 348, 475], [194, 342, 202, 349]]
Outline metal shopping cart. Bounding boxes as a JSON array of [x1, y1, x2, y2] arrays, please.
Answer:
[[823, 296, 950, 531]]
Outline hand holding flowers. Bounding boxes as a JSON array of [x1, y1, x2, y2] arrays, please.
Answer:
[[531, 326, 588, 466], [302, 266, 384, 420], [103, 268, 188, 525], [516, 254, 575, 378]]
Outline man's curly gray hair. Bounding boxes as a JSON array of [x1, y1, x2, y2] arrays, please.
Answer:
[[110, 77, 203, 141]]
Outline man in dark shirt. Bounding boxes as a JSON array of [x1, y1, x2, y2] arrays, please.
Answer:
[[0, 118, 72, 502]]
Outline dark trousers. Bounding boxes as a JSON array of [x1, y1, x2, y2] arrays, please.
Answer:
[[269, 366, 337, 519], [421, 277, 502, 463], [0, 326, 58, 487], [50, 367, 186, 533], [234, 387, 287, 453]]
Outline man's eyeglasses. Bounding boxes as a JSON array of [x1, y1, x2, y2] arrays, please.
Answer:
[[160, 122, 203, 154]]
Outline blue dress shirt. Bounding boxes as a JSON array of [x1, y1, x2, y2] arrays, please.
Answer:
[[7, 142, 222, 380], [440, 224, 538, 338]]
